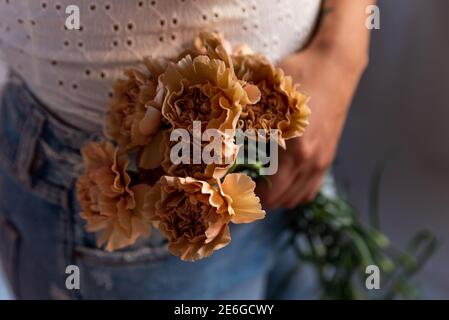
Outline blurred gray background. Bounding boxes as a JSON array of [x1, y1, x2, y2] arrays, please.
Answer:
[[334, 0, 449, 298], [1, 0, 448, 299]]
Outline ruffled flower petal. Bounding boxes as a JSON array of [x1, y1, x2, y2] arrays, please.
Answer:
[[219, 173, 266, 224]]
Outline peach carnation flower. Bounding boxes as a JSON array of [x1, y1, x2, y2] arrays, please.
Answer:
[[160, 130, 239, 180], [145, 173, 265, 261], [232, 53, 311, 149], [106, 59, 167, 150], [76, 141, 152, 251], [161, 54, 260, 135]]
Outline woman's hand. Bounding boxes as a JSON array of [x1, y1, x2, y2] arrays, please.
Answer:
[[256, 0, 375, 208], [257, 44, 368, 209]]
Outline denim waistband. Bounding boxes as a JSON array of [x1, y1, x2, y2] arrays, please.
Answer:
[[0, 73, 102, 204]]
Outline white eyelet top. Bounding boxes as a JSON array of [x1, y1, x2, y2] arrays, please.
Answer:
[[0, 0, 321, 132]]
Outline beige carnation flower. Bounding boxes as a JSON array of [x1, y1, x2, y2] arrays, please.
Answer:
[[233, 53, 311, 149], [76, 141, 152, 251], [106, 58, 168, 150], [145, 176, 230, 261], [161, 54, 260, 135], [145, 173, 264, 261], [161, 131, 239, 180], [137, 128, 239, 182]]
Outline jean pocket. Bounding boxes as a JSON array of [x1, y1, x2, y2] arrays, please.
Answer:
[[0, 213, 20, 297], [0, 82, 74, 206], [73, 243, 177, 299]]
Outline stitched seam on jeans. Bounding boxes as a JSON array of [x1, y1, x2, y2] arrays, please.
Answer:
[[74, 245, 171, 266], [15, 108, 45, 185], [39, 139, 84, 180], [0, 88, 24, 166], [60, 190, 82, 300], [32, 180, 66, 206]]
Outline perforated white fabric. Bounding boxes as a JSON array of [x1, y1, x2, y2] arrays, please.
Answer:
[[0, 0, 321, 131]]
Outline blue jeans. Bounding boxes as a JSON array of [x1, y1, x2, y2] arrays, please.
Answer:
[[0, 74, 288, 299]]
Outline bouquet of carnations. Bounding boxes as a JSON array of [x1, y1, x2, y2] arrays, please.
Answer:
[[75, 31, 436, 299], [76, 31, 311, 261]]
